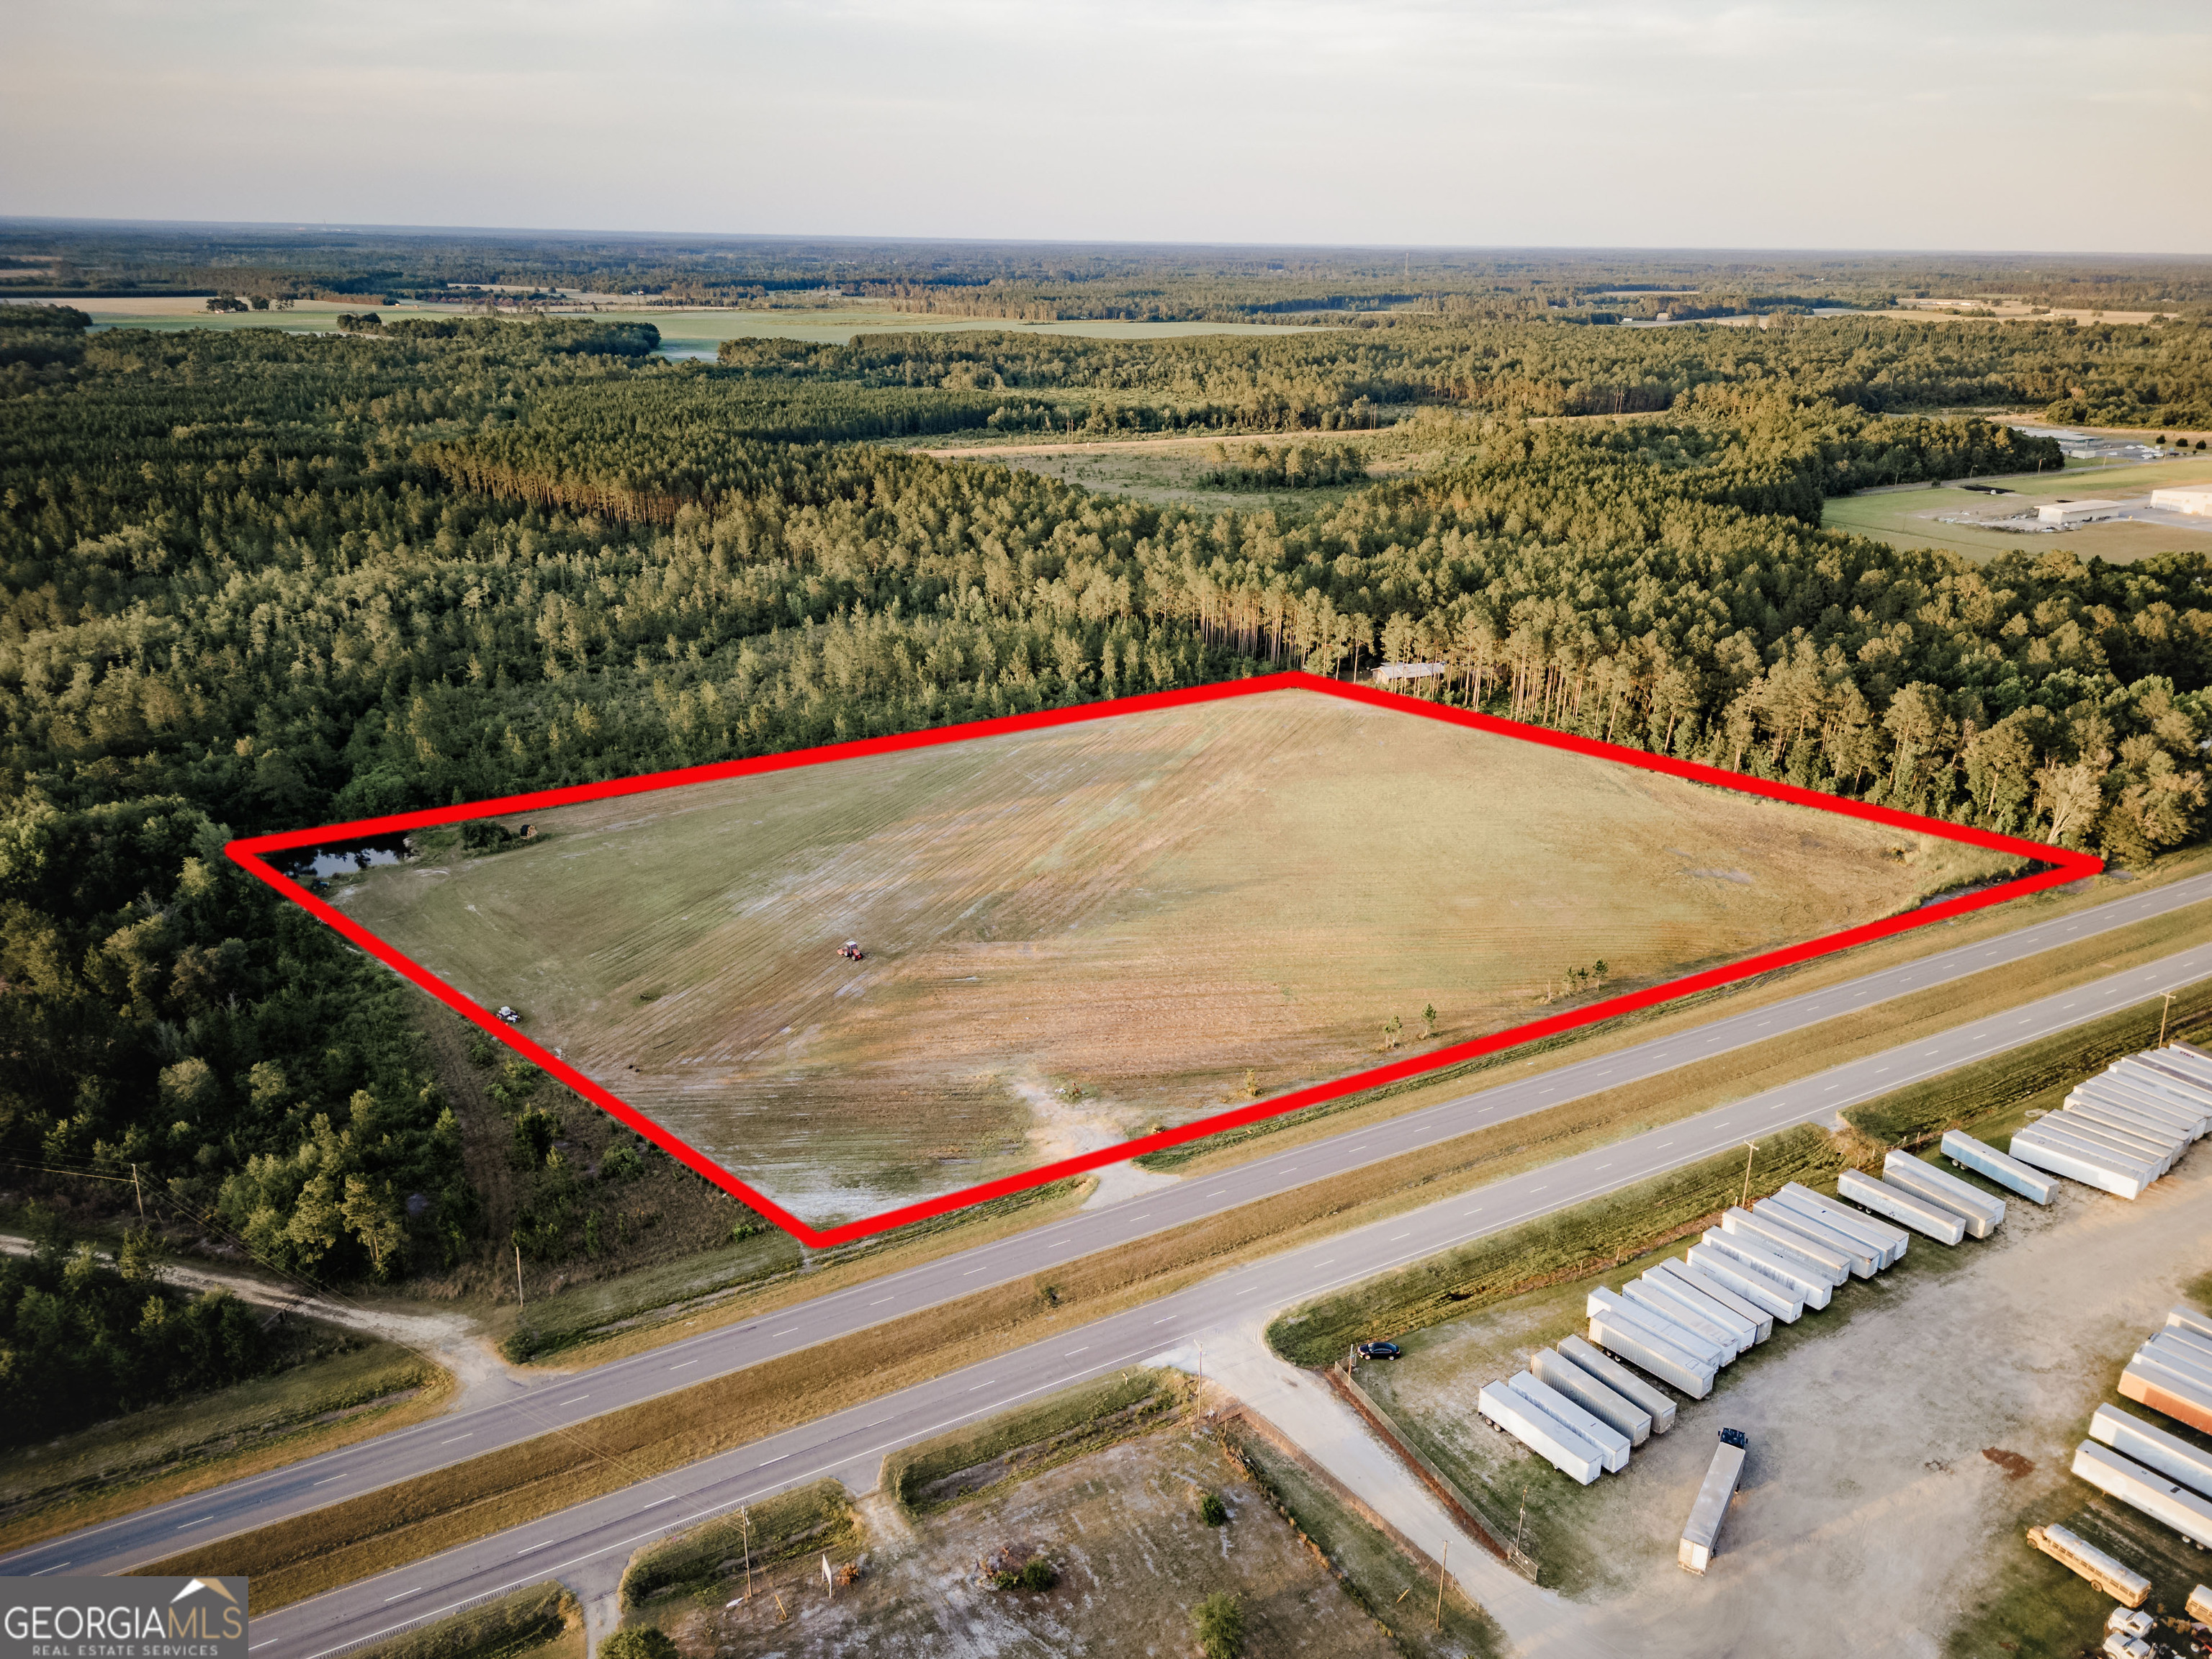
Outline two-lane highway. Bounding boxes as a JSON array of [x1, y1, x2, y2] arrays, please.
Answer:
[[5, 870, 2208, 1605]]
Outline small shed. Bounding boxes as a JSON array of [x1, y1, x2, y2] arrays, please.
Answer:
[[1372, 662, 1449, 686]]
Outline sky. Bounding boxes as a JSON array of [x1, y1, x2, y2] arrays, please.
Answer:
[[4, 0, 2209, 252]]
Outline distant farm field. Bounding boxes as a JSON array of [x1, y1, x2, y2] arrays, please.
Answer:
[[338, 688, 2012, 1227]]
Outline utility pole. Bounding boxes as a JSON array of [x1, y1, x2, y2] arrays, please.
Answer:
[[132, 1162, 143, 1218], [1434, 1537, 1448, 1629], [1741, 1141, 1758, 1210], [515, 1242, 525, 1310], [2160, 992, 2176, 1046]]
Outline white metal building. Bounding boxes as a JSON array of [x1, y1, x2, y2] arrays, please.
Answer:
[[2150, 487, 2212, 516], [2038, 499, 2125, 526]]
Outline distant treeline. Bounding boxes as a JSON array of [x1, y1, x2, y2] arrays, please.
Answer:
[[717, 314, 2212, 432], [9, 224, 2211, 319]]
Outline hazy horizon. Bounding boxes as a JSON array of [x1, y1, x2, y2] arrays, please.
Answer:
[[5, 0, 2208, 254]]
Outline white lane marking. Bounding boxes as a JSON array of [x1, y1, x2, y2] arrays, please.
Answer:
[[769, 1328, 799, 1337], [1390, 1233, 1411, 1241], [28, 1563, 68, 1575], [669, 1360, 699, 1372], [964, 1267, 991, 1275], [314, 1475, 348, 1485], [557, 1395, 590, 1406], [176, 1515, 213, 1530], [1066, 1346, 1089, 1356], [868, 1298, 894, 1307], [1154, 1316, 1177, 1325], [638, 1496, 674, 1509], [382, 1590, 421, 1604], [440, 1433, 473, 1444]]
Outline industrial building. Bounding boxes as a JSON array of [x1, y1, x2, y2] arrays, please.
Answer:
[[2150, 487, 2212, 516], [2038, 498, 2126, 526]]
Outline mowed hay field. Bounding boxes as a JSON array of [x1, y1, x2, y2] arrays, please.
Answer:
[[341, 688, 2011, 1226]]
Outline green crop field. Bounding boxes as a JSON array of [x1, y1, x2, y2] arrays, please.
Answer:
[[338, 686, 2013, 1227], [1821, 454, 2212, 563]]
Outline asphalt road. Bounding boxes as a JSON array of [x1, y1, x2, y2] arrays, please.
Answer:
[[9, 870, 2211, 1640]]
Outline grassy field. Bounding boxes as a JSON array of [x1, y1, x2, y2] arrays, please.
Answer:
[[342, 686, 2007, 1228], [1821, 452, 2212, 562], [58, 297, 1320, 353]]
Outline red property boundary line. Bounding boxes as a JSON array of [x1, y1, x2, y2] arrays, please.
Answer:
[[226, 671, 2101, 1249]]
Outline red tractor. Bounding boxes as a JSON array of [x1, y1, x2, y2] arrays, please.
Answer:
[[838, 940, 866, 961]]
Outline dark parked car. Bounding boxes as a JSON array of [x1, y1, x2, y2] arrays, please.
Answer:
[[1357, 1341, 1402, 1360]]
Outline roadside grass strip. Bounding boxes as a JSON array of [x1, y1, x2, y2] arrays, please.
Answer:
[[882, 1368, 1182, 1515], [619, 1482, 856, 1606]]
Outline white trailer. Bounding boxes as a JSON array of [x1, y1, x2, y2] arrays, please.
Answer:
[[2048, 1108, 2175, 1173], [1770, 1182, 1908, 1265], [1506, 1370, 1630, 1473], [1588, 1287, 1728, 1370], [1835, 1169, 1967, 1244], [1879, 1151, 2003, 1237], [2075, 1081, 2203, 1141], [1654, 1257, 1773, 1341], [2125, 1059, 2212, 1118], [2159, 1326, 2212, 1370], [2062, 1097, 2188, 1161], [1588, 1312, 1715, 1398], [1940, 1130, 2056, 1203], [1532, 1347, 1652, 1444], [2090, 1403, 2212, 1497], [1699, 1231, 1833, 1309], [1749, 1195, 1881, 1275], [2008, 1128, 2151, 1199], [1678, 1429, 1748, 1574], [1679, 1246, 1802, 1323], [1721, 1206, 1855, 1282], [2072, 1440, 2212, 1549], [2169, 1305, 2212, 1342], [2092, 1069, 2208, 1133], [1623, 1278, 1748, 1360], [1478, 1380, 1601, 1484], [1557, 1334, 1677, 1431], [2141, 1336, 2212, 1391]]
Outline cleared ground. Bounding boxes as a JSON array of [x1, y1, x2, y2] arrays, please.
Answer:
[[341, 687, 2010, 1226], [1351, 1141, 2212, 1658], [1822, 454, 2212, 563], [648, 1423, 1413, 1659]]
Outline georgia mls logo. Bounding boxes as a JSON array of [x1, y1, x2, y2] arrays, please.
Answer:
[[1, 1577, 247, 1659]]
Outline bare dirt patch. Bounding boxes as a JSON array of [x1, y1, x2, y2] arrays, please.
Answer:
[[652, 1424, 1403, 1659]]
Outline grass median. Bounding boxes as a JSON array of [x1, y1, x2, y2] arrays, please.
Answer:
[[619, 1481, 855, 1607], [134, 888, 2212, 1609]]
